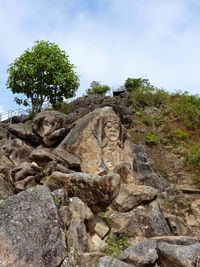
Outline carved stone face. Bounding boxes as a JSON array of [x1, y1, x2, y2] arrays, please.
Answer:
[[103, 120, 120, 142]]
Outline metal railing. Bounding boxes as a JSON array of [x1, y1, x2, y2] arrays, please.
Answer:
[[0, 108, 29, 124]]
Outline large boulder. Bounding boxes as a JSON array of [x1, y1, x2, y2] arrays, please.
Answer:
[[1, 139, 32, 165], [45, 172, 121, 213], [133, 144, 168, 191], [57, 107, 134, 175], [97, 256, 134, 267], [119, 239, 158, 266], [33, 110, 70, 146], [157, 242, 200, 267], [112, 184, 157, 212], [108, 201, 171, 238], [0, 186, 66, 267], [8, 121, 41, 146]]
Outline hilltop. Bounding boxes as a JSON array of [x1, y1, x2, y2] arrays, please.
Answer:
[[0, 89, 199, 266]]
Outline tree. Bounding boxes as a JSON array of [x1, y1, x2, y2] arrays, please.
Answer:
[[86, 81, 110, 96], [124, 78, 151, 93], [7, 40, 80, 113]]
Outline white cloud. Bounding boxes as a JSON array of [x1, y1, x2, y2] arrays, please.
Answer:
[[0, 0, 200, 111]]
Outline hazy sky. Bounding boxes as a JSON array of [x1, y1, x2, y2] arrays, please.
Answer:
[[0, 0, 200, 113]]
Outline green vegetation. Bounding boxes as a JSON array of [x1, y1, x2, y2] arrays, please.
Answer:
[[126, 77, 200, 187], [86, 81, 110, 95], [53, 195, 62, 208], [144, 132, 160, 146], [106, 233, 130, 256], [7, 40, 79, 113]]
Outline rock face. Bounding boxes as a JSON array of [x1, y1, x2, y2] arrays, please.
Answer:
[[0, 186, 66, 267], [58, 107, 134, 176], [33, 111, 69, 146], [112, 184, 157, 212], [108, 201, 171, 238], [119, 239, 158, 266], [45, 172, 121, 213], [0, 101, 199, 266], [157, 242, 200, 267]]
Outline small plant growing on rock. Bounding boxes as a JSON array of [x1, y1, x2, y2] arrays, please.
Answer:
[[53, 195, 62, 208], [106, 233, 130, 256], [144, 132, 160, 146]]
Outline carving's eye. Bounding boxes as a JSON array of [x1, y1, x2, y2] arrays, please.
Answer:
[[114, 122, 120, 129], [105, 121, 112, 128]]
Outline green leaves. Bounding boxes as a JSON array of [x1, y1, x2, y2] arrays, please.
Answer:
[[7, 40, 79, 113]]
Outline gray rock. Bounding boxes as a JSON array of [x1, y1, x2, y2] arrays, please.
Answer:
[[33, 110, 69, 146], [14, 175, 37, 191], [8, 122, 41, 146], [65, 172, 121, 213], [97, 256, 134, 267], [30, 147, 67, 168], [0, 175, 14, 199], [133, 144, 168, 191], [152, 236, 200, 245], [0, 186, 66, 267], [119, 239, 158, 266], [62, 252, 105, 267], [2, 139, 32, 165], [157, 242, 200, 267], [95, 217, 110, 239], [69, 197, 96, 233], [164, 213, 187, 236], [112, 184, 157, 212], [89, 233, 108, 252], [11, 162, 44, 182], [67, 220, 89, 253], [108, 201, 171, 238], [60, 205, 72, 228]]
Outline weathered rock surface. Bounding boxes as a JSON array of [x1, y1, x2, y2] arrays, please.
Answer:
[[112, 184, 157, 212], [2, 139, 32, 165], [95, 217, 110, 239], [69, 197, 96, 233], [8, 122, 40, 146], [11, 162, 44, 182], [65, 172, 121, 213], [133, 144, 168, 190], [58, 107, 134, 175], [67, 220, 89, 253], [97, 256, 134, 267], [89, 233, 108, 252], [0, 175, 14, 199], [119, 239, 158, 266], [0, 186, 66, 267], [62, 252, 105, 267], [108, 201, 171, 238], [157, 242, 200, 267], [164, 213, 187, 236], [45, 172, 121, 213], [33, 110, 69, 146], [30, 147, 67, 168]]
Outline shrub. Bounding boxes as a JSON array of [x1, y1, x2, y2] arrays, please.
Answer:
[[86, 81, 110, 95], [144, 132, 160, 146]]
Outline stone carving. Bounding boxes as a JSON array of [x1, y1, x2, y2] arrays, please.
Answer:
[[58, 107, 135, 178]]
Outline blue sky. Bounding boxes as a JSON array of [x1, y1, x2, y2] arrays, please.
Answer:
[[0, 0, 200, 112]]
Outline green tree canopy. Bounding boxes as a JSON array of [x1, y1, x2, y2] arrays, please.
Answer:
[[86, 81, 110, 95], [7, 40, 80, 113], [124, 78, 151, 93]]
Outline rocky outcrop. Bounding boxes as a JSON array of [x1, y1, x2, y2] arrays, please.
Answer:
[[33, 111, 70, 146], [0, 186, 66, 267], [0, 102, 199, 266]]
